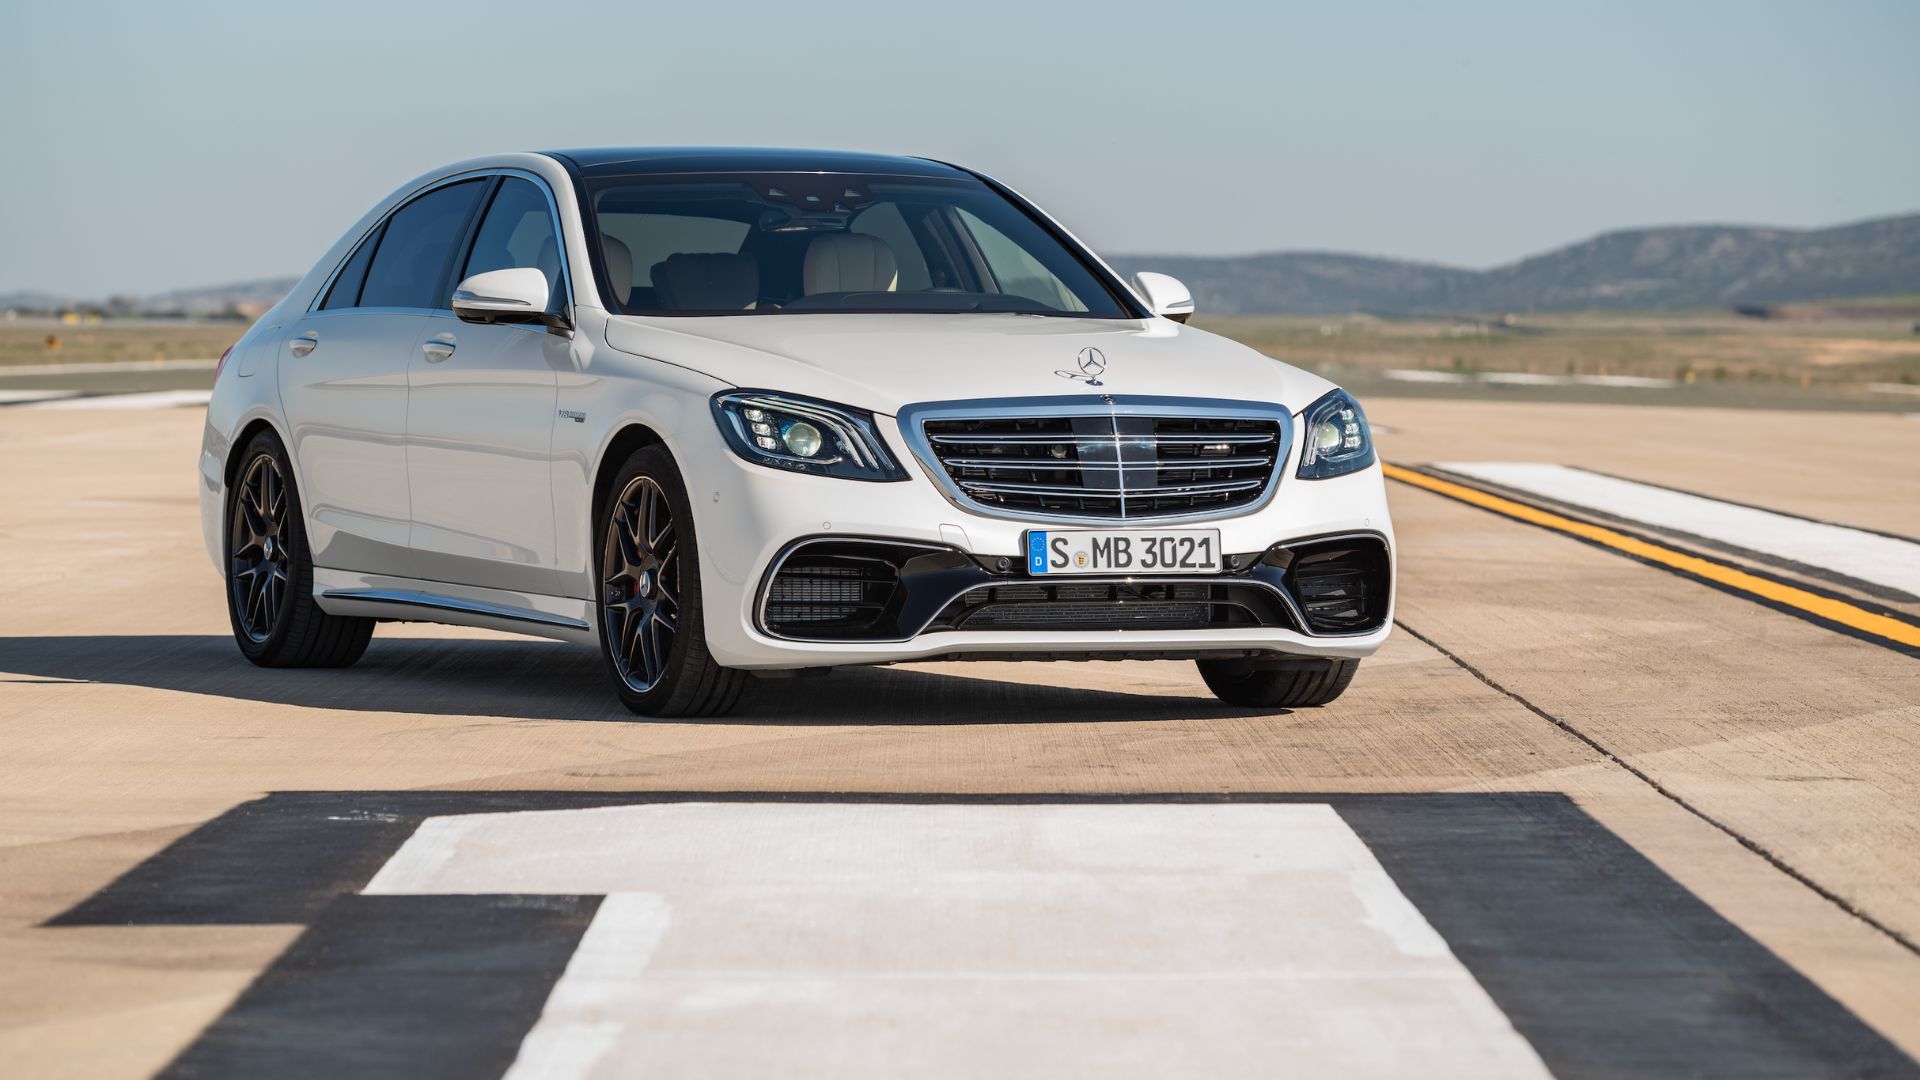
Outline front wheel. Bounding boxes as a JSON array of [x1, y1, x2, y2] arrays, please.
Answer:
[[1196, 657, 1359, 709], [596, 446, 748, 718]]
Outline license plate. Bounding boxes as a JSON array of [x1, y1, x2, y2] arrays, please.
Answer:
[[1025, 529, 1223, 576]]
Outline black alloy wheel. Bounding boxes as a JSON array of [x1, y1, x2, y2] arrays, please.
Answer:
[[223, 431, 373, 667], [602, 475, 680, 693], [229, 453, 291, 642], [595, 445, 747, 717]]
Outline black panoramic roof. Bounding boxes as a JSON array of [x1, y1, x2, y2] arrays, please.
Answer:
[[543, 146, 972, 179]]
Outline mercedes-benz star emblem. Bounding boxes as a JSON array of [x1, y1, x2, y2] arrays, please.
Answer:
[[1056, 346, 1108, 386]]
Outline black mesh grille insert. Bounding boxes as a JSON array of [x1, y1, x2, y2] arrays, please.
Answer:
[[922, 413, 1282, 519], [763, 552, 901, 637]]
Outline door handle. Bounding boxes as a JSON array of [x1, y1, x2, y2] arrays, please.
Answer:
[[421, 339, 456, 363], [289, 332, 318, 358]]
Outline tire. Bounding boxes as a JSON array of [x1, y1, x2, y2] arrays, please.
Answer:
[[595, 445, 748, 718], [1196, 656, 1359, 708], [225, 431, 373, 667]]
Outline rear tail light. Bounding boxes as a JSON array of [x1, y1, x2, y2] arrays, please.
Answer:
[[215, 344, 235, 378]]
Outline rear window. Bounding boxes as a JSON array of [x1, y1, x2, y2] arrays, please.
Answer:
[[320, 228, 379, 310]]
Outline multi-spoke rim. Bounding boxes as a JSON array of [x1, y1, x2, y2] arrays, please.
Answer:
[[602, 475, 680, 693], [229, 453, 291, 642]]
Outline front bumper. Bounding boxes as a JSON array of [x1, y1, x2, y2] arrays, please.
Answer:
[[685, 412, 1396, 669]]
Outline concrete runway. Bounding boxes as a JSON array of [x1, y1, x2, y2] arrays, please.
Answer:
[[1, 401, 1917, 1078]]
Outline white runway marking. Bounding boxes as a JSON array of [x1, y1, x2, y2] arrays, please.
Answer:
[[0, 358, 218, 378], [1384, 369, 1676, 388], [366, 802, 1549, 1080], [1439, 462, 1920, 596], [0, 389, 80, 405], [27, 389, 213, 410]]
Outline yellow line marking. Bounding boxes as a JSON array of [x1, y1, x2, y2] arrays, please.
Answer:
[[1382, 462, 1920, 650]]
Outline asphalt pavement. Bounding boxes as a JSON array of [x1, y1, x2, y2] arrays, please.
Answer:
[[1, 401, 1916, 1078]]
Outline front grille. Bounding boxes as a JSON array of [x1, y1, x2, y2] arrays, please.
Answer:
[[930, 580, 1297, 633], [920, 413, 1283, 520]]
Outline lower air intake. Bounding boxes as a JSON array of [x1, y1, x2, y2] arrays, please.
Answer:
[[1278, 536, 1391, 634]]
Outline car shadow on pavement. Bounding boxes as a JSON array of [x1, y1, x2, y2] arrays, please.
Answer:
[[0, 635, 1273, 725]]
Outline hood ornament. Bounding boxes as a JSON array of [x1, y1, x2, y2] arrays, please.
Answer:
[[1056, 346, 1107, 387]]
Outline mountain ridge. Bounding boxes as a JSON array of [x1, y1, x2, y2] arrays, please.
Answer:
[[1110, 211, 1920, 315], [7, 213, 1915, 318]]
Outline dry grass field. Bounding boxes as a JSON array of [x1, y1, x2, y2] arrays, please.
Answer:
[[6, 303, 1920, 412], [0, 319, 243, 368], [1199, 296, 1920, 391]]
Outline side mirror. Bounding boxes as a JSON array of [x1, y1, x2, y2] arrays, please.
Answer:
[[1131, 272, 1195, 323], [452, 268, 553, 326]]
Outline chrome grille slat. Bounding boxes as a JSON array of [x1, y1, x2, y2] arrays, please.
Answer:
[[940, 456, 1272, 471], [958, 478, 1266, 497], [927, 432, 1276, 445], [913, 404, 1287, 522]]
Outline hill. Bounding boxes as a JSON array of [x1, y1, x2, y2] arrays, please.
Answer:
[[1111, 212, 1920, 315]]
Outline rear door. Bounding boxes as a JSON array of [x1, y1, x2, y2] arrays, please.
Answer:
[[404, 175, 567, 596], [279, 178, 488, 576]]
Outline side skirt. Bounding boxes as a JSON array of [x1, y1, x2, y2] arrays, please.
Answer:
[[312, 567, 598, 646]]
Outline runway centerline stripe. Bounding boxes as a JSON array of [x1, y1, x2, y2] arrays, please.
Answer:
[[368, 802, 1552, 1079], [1435, 461, 1920, 597], [1383, 463, 1920, 654]]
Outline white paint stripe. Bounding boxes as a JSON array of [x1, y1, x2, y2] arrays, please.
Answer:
[[504, 893, 672, 1080], [1867, 382, 1920, 396], [1384, 369, 1675, 389], [1573, 373, 1678, 388], [367, 803, 1549, 1079], [0, 358, 218, 378], [1439, 462, 1920, 596], [28, 389, 212, 410], [1479, 372, 1569, 385], [0, 389, 80, 405], [1384, 369, 1472, 384]]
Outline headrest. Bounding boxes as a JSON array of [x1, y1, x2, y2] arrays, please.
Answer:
[[652, 253, 759, 311], [804, 233, 898, 295], [600, 235, 632, 302]]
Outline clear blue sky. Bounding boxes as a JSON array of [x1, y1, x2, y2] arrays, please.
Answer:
[[2, 0, 1915, 296]]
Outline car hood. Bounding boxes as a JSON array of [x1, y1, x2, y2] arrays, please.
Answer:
[[601, 313, 1337, 416]]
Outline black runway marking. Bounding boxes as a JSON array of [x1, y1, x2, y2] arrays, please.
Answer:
[[158, 894, 598, 1080], [54, 792, 1919, 1079]]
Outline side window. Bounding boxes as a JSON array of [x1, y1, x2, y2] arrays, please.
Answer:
[[358, 179, 486, 310], [320, 226, 381, 310], [954, 208, 1087, 312], [462, 178, 562, 307], [851, 203, 931, 291]]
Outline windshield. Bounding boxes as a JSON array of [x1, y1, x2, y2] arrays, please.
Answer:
[[585, 173, 1133, 317]]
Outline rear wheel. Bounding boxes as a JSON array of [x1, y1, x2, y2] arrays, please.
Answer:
[[1196, 657, 1358, 708], [225, 431, 373, 667], [596, 446, 748, 718]]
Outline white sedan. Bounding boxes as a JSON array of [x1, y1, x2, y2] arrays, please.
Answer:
[[199, 148, 1393, 716]]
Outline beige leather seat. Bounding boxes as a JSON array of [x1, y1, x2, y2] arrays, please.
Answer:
[[600, 235, 632, 302], [803, 233, 897, 295], [652, 252, 759, 311]]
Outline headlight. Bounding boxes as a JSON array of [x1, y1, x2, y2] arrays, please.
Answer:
[[711, 390, 907, 481], [1295, 388, 1375, 480]]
